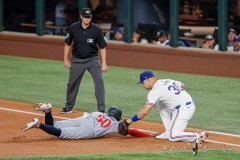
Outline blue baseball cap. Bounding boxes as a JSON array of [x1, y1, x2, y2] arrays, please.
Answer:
[[114, 28, 123, 34], [233, 36, 240, 42], [138, 70, 155, 84]]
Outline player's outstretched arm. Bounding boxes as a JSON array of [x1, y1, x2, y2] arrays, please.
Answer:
[[127, 104, 154, 125]]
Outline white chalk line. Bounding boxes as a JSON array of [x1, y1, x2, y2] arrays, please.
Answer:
[[132, 129, 240, 147], [0, 107, 70, 120], [206, 131, 240, 138], [133, 128, 240, 138], [0, 106, 239, 147], [204, 140, 240, 147]]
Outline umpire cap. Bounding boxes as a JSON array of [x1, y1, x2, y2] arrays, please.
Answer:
[[81, 8, 92, 17], [108, 106, 122, 121]]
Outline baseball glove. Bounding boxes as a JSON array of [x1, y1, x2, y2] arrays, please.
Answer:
[[118, 119, 129, 136]]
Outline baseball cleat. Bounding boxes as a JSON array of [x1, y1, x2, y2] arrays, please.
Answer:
[[190, 132, 208, 157], [192, 141, 198, 157], [33, 103, 52, 113], [155, 132, 169, 139], [195, 132, 208, 144], [22, 118, 40, 131]]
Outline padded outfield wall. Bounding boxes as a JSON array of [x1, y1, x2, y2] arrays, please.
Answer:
[[0, 32, 240, 78]]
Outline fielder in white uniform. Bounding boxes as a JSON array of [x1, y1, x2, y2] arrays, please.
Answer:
[[126, 70, 206, 143], [22, 103, 122, 140]]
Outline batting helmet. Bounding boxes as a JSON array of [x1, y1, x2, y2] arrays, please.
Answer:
[[107, 106, 122, 121]]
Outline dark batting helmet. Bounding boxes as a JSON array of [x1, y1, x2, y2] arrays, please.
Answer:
[[107, 106, 122, 121]]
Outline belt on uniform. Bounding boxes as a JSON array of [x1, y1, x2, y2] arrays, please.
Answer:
[[175, 101, 192, 109]]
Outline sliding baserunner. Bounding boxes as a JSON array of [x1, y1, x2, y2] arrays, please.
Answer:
[[22, 103, 122, 140]]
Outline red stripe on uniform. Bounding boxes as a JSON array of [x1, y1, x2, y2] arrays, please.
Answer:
[[170, 109, 195, 139]]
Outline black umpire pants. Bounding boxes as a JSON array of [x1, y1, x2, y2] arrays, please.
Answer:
[[64, 59, 105, 112]]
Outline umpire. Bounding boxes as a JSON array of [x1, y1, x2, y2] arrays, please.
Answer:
[[61, 8, 107, 114]]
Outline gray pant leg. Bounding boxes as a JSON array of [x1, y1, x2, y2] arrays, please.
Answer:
[[87, 59, 105, 112], [65, 62, 86, 110]]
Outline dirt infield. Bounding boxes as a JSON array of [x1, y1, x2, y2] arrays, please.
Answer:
[[0, 99, 239, 157]]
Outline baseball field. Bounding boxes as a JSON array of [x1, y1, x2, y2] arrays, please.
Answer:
[[0, 54, 239, 159]]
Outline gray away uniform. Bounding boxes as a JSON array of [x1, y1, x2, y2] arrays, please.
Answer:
[[54, 112, 119, 139]]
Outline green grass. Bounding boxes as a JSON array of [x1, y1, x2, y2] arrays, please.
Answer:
[[1, 151, 240, 160], [0, 55, 240, 134]]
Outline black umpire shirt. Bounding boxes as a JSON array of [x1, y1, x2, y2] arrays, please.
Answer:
[[65, 21, 107, 59]]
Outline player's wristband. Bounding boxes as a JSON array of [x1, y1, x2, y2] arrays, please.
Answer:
[[131, 114, 140, 122]]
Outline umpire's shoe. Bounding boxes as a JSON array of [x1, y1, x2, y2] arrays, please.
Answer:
[[60, 108, 72, 114]]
